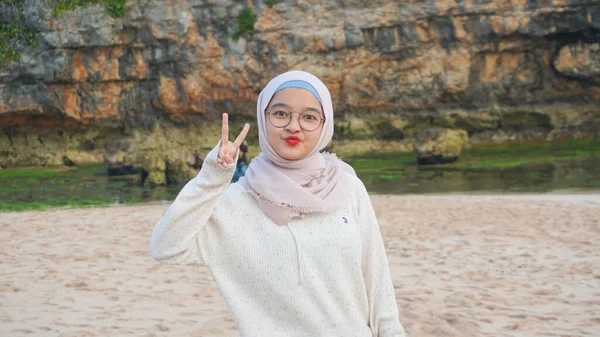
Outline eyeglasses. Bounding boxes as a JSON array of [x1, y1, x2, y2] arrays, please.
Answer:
[[265, 106, 326, 132]]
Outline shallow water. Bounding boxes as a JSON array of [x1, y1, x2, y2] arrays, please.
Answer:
[[358, 157, 600, 195], [0, 165, 181, 211], [1, 156, 599, 211]]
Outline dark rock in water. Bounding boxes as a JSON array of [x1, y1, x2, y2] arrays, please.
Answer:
[[417, 155, 458, 166], [107, 165, 138, 176], [414, 128, 468, 166], [62, 156, 75, 167]]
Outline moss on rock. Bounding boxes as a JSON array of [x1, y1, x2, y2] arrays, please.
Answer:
[[501, 111, 553, 132]]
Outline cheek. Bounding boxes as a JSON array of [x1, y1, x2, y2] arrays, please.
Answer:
[[313, 125, 325, 143], [265, 124, 279, 145], [306, 130, 322, 150]]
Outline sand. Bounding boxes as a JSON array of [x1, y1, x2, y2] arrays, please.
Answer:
[[1, 194, 599, 336]]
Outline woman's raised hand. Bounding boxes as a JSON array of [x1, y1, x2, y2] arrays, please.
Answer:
[[217, 113, 250, 168]]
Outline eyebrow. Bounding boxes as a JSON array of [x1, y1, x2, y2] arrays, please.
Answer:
[[268, 102, 323, 113]]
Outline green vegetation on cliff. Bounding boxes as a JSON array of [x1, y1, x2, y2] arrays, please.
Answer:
[[51, 0, 125, 18], [0, 0, 36, 64], [233, 8, 257, 42], [0, 0, 125, 64], [104, 0, 126, 17]]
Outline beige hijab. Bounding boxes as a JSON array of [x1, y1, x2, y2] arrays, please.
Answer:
[[238, 70, 355, 225]]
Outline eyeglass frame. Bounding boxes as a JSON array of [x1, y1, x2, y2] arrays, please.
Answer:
[[264, 106, 326, 132]]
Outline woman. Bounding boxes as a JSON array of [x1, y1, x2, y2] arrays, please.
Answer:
[[150, 70, 406, 336]]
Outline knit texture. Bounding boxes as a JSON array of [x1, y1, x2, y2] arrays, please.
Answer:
[[150, 144, 406, 337]]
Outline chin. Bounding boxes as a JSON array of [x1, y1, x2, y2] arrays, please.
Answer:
[[278, 147, 308, 160], [280, 152, 303, 161]]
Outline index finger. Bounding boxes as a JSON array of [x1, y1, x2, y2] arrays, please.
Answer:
[[221, 113, 229, 145], [233, 123, 250, 148]]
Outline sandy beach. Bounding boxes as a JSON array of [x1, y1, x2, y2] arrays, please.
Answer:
[[1, 194, 599, 337]]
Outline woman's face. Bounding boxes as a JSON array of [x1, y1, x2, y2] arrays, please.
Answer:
[[265, 88, 325, 160]]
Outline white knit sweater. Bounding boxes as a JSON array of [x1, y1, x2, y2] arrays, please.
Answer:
[[150, 144, 406, 337]]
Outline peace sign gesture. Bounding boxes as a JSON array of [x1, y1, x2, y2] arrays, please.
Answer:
[[217, 113, 251, 168]]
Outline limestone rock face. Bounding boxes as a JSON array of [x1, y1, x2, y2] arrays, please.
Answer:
[[1, 0, 600, 171], [554, 42, 600, 84]]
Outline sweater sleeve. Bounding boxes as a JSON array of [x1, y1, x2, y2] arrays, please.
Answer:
[[356, 180, 407, 337], [150, 142, 237, 266]]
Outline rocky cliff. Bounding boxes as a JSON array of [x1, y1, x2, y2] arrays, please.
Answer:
[[1, 0, 599, 183]]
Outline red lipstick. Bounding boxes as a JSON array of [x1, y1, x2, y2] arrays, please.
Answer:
[[285, 136, 300, 145]]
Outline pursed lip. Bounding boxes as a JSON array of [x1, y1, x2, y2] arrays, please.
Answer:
[[284, 136, 301, 145]]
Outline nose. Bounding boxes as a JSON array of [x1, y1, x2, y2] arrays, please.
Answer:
[[285, 113, 302, 133]]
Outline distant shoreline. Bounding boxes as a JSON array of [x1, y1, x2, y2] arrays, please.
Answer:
[[3, 191, 599, 214]]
